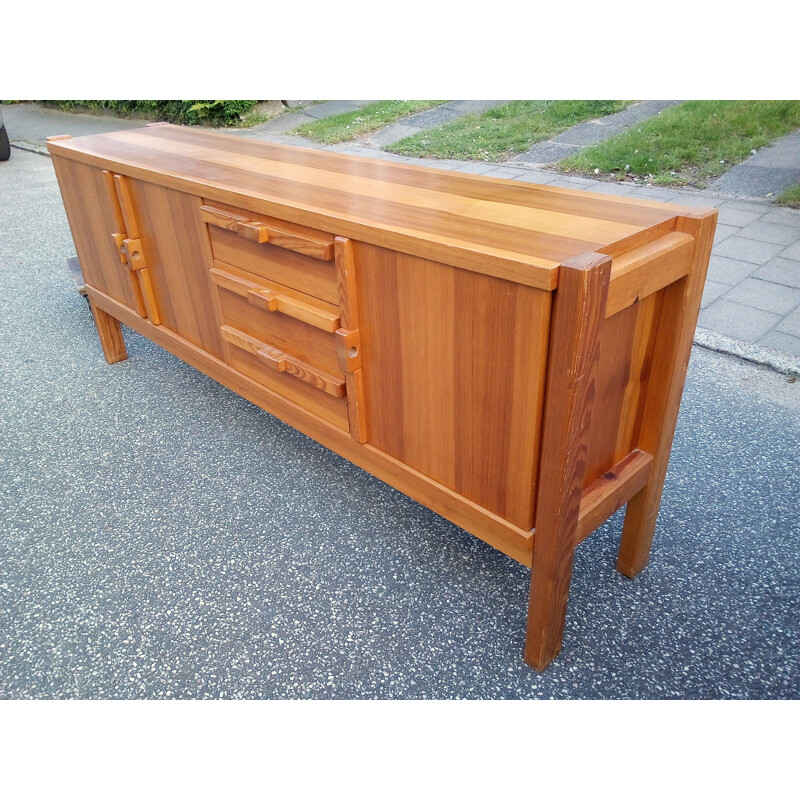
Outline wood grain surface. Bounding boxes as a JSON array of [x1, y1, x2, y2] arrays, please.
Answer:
[[47, 126, 710, 290], [48, 127, 717, 669]]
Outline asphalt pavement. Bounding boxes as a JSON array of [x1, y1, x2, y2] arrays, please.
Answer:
[[1, 142, 799, 699]]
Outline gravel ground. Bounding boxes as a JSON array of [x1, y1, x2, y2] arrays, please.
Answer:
[[1, 147, 799, 699]]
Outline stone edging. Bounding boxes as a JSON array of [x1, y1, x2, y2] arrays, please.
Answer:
[[694, 327, 800, 377]]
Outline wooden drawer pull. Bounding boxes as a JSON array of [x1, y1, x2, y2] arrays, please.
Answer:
[[209, 266, 341, 332], [247, 289, 341, 332], [200, 204, 269, 242], [200, 205, 334, 260], [220, 325, 345, 398]]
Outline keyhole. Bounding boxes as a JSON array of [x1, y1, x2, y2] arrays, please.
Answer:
[[349, 346, 359, 359]]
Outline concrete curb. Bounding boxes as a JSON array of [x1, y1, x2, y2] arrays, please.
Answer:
[[11, 141, 50, 156], [694, 327, 800, 376]]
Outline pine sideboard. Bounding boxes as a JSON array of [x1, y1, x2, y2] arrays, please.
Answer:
[[47, 124, 716, 670]]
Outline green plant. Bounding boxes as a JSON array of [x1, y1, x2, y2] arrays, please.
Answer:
[[295, 101, 445, 144], [558, 100, 800, 187], [776, 183, 800, 208], [386, 100, 633, 161], [46, 100, 261, 127]]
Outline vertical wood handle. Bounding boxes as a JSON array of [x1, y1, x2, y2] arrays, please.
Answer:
[[102, 170, 148, 318]]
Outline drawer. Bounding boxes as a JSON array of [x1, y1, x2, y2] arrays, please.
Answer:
[[201, 200, 338, 304], [210, 262, 350, 431]]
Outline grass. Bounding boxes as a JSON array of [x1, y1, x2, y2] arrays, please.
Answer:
[[384, 100, 633, 161], [557, 100, 800, 188], [294, 101, 445, 144], [776, 183, 800, 209]]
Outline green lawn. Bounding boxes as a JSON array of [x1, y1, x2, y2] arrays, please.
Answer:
[[384, 100, 633, 161], [294, 101, 445, 144], [558, 100, 800, 187], [776, 183, 800, 209]]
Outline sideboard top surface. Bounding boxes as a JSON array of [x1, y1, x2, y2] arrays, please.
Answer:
[[48, 124, 710, 290]]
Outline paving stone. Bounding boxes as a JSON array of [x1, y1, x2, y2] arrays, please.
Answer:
[[666, 191, 721, 208], [513, 101, 681, 169], [776, 307, 800, 337], [548, 176, 601, 189], [712, 237, 784, 265], [481, 167, 530, 180], [758, 330, 800, 357], [707, 255, 760, 285], [722, 200, 773, 214], [780, 240, 800, 261], [515, 141, 581, 164], [625, 187, 681, 202], [246, 131, 321, 148], [442, 100, 508, 114], [552, 123, 627, 146], [714, 224, 739, 244], [716, 207, 765, 227], [711, 166, 800, 197], [371, 123, 422, 147], [759, 207, 800, 228], [752, 257, 800, 289], [600, 100, 681, 127], [746, 132, 800, 168], [738, 220, 800, 246], [425, 159, 470, 171], [724, 278, 800, 315], [251, 113, 318, 134], [697, 299, 781, 342], [511, 171, 561, 185], [582, 182, 636, 196], [700, 280, 730, 309], [452, 162, 498, 175], [303, 101, 363, 119], [413, 158, 456, 168], [407, 106, 468, 127], [372, 102, 507, 150], [354, 147, 399, 161]]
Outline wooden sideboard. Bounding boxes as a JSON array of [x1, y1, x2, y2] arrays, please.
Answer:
[[47, 124, 716, 670]]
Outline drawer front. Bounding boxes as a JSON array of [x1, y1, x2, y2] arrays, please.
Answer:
[[201, 200, 338, 303], [210, 262, 350, 431]]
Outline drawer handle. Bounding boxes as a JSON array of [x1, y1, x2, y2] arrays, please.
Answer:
[[200, 204, 270, 243], [220, 325, 345, 398], [247, 289, 341, 333], [209, 266, 342, 332], [200, 205, 334, 260]]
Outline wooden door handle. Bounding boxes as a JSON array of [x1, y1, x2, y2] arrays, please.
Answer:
[[102, 170, 148, 318]]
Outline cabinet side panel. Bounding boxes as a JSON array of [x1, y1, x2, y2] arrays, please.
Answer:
[[51, 155, 139, 311], [583, 289, 663, 487], [128, 179, 224, 359], [358, 242, 550, 530]]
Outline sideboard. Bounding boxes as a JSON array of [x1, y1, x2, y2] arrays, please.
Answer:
[[47, 124, 716, 669]]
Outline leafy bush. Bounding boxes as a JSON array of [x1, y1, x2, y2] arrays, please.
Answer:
[[46, 100, 260, 126]]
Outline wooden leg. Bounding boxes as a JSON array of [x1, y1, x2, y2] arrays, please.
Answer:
[[617, 211, 717, 578], [89, 298, 128, 364], [525, 253, 611, 670]]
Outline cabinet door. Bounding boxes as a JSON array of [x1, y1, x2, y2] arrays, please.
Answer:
[[52, 157, 224, 360], [52, 156, 145, 315], [122, 178, 223, 359]]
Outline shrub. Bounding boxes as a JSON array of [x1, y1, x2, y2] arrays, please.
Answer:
[[46, 100, 261, 126]]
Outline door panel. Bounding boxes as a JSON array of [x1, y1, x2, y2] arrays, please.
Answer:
[[51, 156, 141, 312]]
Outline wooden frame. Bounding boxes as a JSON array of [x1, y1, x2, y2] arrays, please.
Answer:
[[47, 127, 717, 670]]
